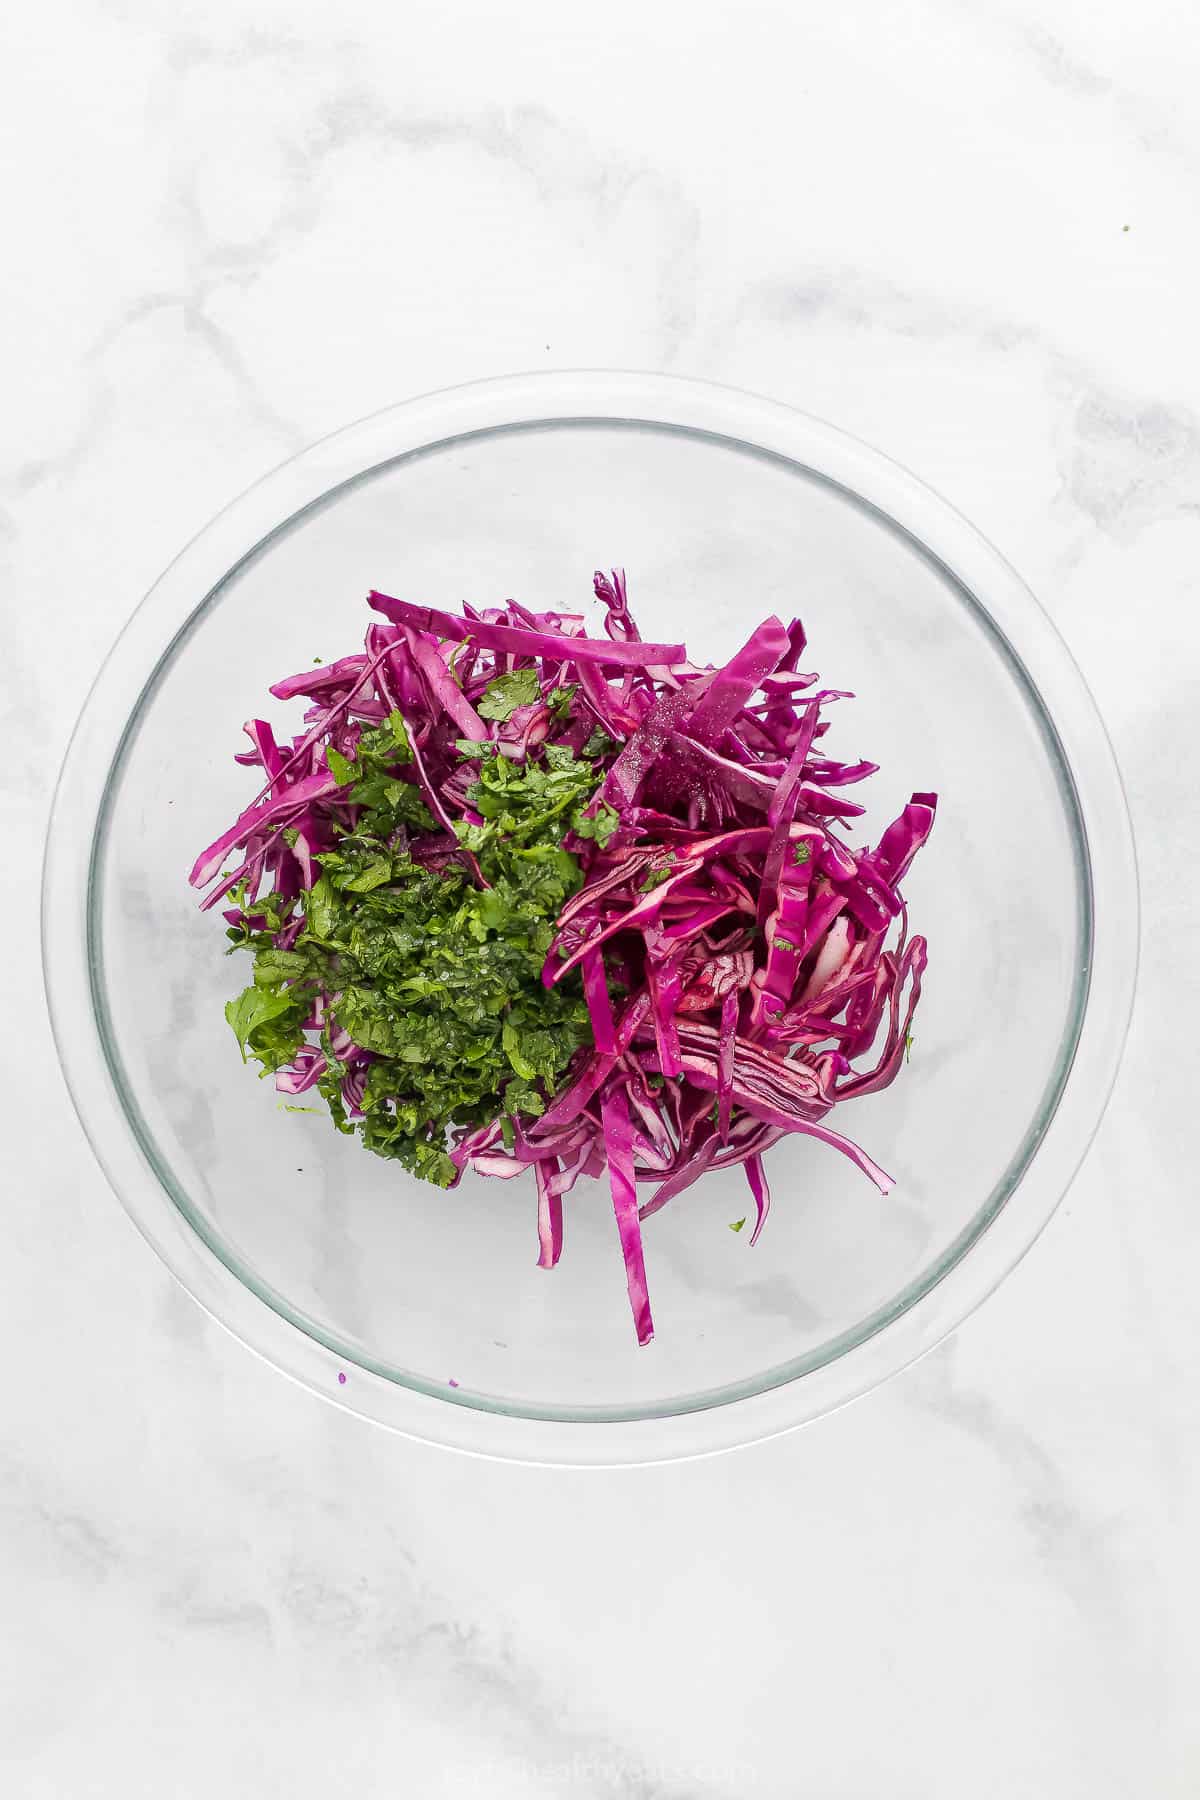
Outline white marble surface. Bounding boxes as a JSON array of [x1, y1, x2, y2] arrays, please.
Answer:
[[3, 0, 1196, 1792]]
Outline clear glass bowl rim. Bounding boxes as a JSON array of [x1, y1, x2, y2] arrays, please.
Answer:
[[41, 370, 1139, 1466]]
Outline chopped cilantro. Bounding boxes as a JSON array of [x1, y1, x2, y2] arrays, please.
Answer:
[[638, 853, 676, 893], [547, 683, 578, 719], [728, 1217, 746, 1233], [224, 985, 307, 1069], [572, 802, 620, 848], [222, 723, 602, 1187], [582, 726, 617, 760], [477, 667, 539, 721], [327, 747, 357, 786]]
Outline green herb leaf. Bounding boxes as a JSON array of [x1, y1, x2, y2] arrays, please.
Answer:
[[339, 856, 395, 894], [502, 1019, 537, 1081], [327, 747, 357, 786], [477, 668, 539, 721], [504, 1082, 545, 1118], [582, 727, 616, 760], [547, 684, 577, 719], [638, 853, 676, 893], [225, 985, 306, 1065], [728, 1217, 747, 1233], [385, 711, 411, 756], [303, 875, 340, 941], [252, 948, 310, 986], [571, 801, 620, 848]]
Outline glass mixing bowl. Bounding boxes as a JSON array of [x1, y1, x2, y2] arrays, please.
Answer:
[[41, 373, 1138, 1464]]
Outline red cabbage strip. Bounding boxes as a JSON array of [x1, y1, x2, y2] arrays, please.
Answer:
[[757, 705, 821, 936], [803, 757, 879, 786], [684, 617, 790, 746], [653, 899, 739, 945], [836, 938, 928, 1100], [556, 849, 655, 925], [577, 658, 640, 736], [601, 1087, 654, 1346], [534, 1053, 617, 1135], [645, 951, 683, 1078], [778, 617, 808, 671], [785, 1118, 894, 1193], [603, 686, 696, 808], [398, 625, 488, 741], [745, 1154, 771, 1245], [368, 591, 685, 668], [535, 1157, 564, 1269], [239, 719, 285, 788], [717, 989, 737, 1140], [839, 958, 894, 1061], [662, 734, 777, 810], [662, 1041, 831, 1131], [471, 1152, 527, 1179], [875, 795, 937, 883], [189, 768, 340, 888], [793, 786, 867, 819], [545, 1137, 597, 1200], [270, 653, 369, 702], [768, 701, 822, 827], [638, 1136, 721, 1219], [594, 567, 638, 640], [582, 950, 617, 1055], [275, 1047, 327, 1094]]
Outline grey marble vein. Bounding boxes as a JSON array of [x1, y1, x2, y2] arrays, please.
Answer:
[[746, 266, 1200, 538], [910, 1339, 1131, 1634]]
